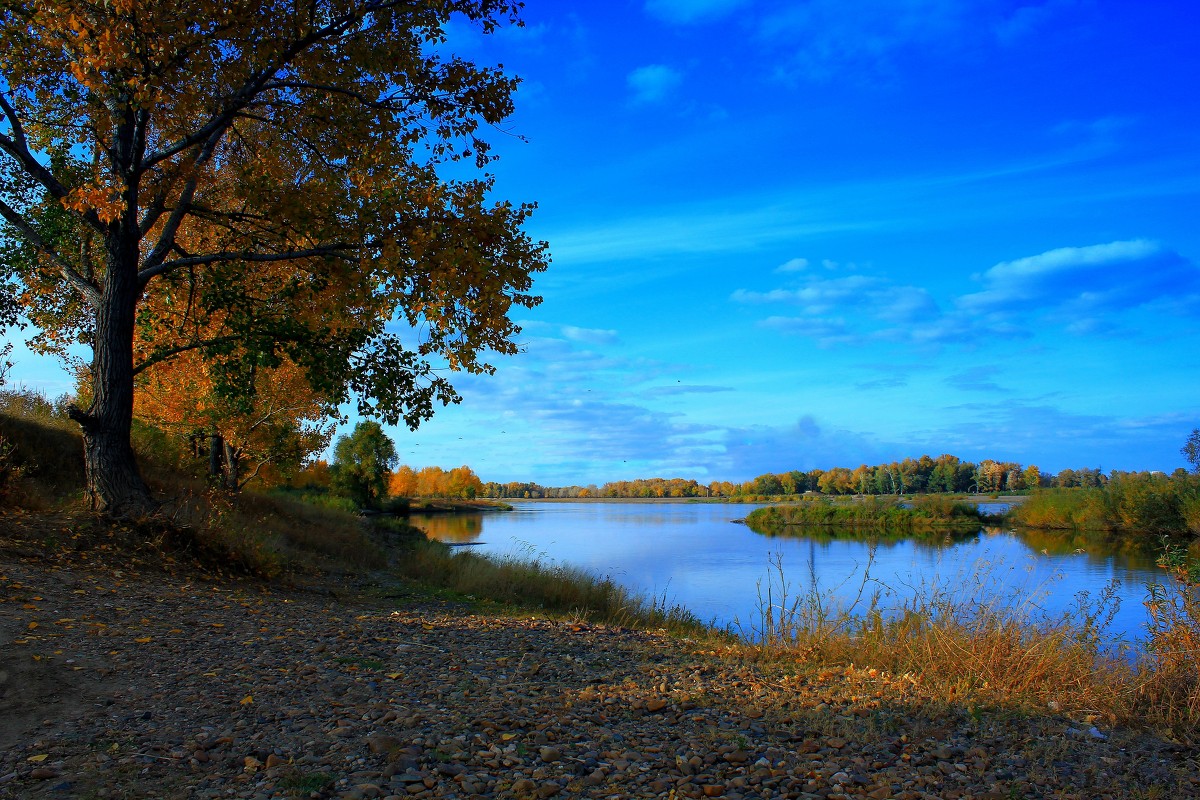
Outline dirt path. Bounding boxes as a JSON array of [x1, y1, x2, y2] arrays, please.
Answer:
[[1, 535, 1197, 799]]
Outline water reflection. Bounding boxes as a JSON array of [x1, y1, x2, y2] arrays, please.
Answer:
[[409, 512, 485, 543], [408, 501, 1172, 643], [751, 525, 980, 551]]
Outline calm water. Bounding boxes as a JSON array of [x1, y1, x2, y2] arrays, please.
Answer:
[[410, 501, 1169, 645]]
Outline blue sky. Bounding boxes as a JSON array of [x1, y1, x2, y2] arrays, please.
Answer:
[[7, 0, 1200, 485]]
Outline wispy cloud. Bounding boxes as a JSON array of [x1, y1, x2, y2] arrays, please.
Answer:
[[734, 240, 1200, 349], [757, 0, 1080, 81], [644, 0, 752, 25], [946, 366, 1009, 393], [548, 208, 870, 265], [627, 64, 684, 105], [560, 325, 620, 346], [644, 384, 736, 397]]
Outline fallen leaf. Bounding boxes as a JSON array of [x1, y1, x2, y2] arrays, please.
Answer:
[[240, 696, 253, 705], [27, 754, 48, 763], [27, 622, 38, 630], [386, 672, 403, 680], [134, 637, 152, 644], [501, 733, 517, 741]]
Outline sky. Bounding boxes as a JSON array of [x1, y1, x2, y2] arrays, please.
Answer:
[[6, 0, 1200, 485]]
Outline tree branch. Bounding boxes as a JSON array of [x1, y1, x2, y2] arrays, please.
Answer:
[[139, 244, 355, 283], [132, 334, 244, 376], [0, 197, 102, 307], [139, 1, 412, 172]]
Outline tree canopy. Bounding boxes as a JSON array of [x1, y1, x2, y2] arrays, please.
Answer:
[[0, 0, 548, 513]]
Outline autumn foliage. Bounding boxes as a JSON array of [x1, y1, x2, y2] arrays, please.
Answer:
[[389, 465, 484, 500], [0, 0, 547, 514]]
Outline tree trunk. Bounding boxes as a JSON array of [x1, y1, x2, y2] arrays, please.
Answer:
[[209, 432, 224, 481], [222, 439, 240, 491], [71, 216, 155, 516]]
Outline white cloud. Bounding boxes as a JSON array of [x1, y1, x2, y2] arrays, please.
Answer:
[[775, 257, 809, 273], [627, 64, 684, 105], [645, 0, 751, 25]]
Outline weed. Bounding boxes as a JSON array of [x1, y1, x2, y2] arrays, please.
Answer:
[[278, 771, 334, 795]]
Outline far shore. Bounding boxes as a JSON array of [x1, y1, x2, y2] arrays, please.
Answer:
[[483, 493, 1029, 505]]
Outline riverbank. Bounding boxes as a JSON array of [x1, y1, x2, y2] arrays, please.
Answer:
[[2, 511, 1199, 799]]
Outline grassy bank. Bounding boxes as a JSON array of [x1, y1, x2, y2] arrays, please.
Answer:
[[745, 495, 985, 537], [1012, 475, 1200, 537], [384, 529, 708, 636]]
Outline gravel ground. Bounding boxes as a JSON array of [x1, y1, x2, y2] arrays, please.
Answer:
[[1, 519, 1198, 799]]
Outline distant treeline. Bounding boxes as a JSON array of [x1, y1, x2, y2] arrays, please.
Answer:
[[479, 454, 1125, 499]]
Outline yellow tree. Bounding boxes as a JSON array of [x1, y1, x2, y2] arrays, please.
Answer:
[[133, 348, 335, 490], [387, 465, 418, 498], [0, 0, 547, 515]]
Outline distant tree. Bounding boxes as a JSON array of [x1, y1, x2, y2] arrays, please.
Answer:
[[752, 472, 784, 496], [1022, 464, 1042, 490], [331, 422, 397, 510], [1183, 428, 1200, 473]]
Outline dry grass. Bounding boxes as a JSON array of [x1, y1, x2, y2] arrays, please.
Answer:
[[738, 548, 1200, 739], [0, 392, 85, 508], [1141, 573, 1200, 730]]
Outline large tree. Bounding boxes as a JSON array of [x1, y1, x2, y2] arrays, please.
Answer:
[[0, 1, 547, 514]]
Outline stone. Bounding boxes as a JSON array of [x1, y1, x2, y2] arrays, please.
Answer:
[[367, 736, 402, 755]]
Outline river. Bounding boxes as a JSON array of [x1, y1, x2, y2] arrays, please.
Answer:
[[409, 500, 1170, 646]]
